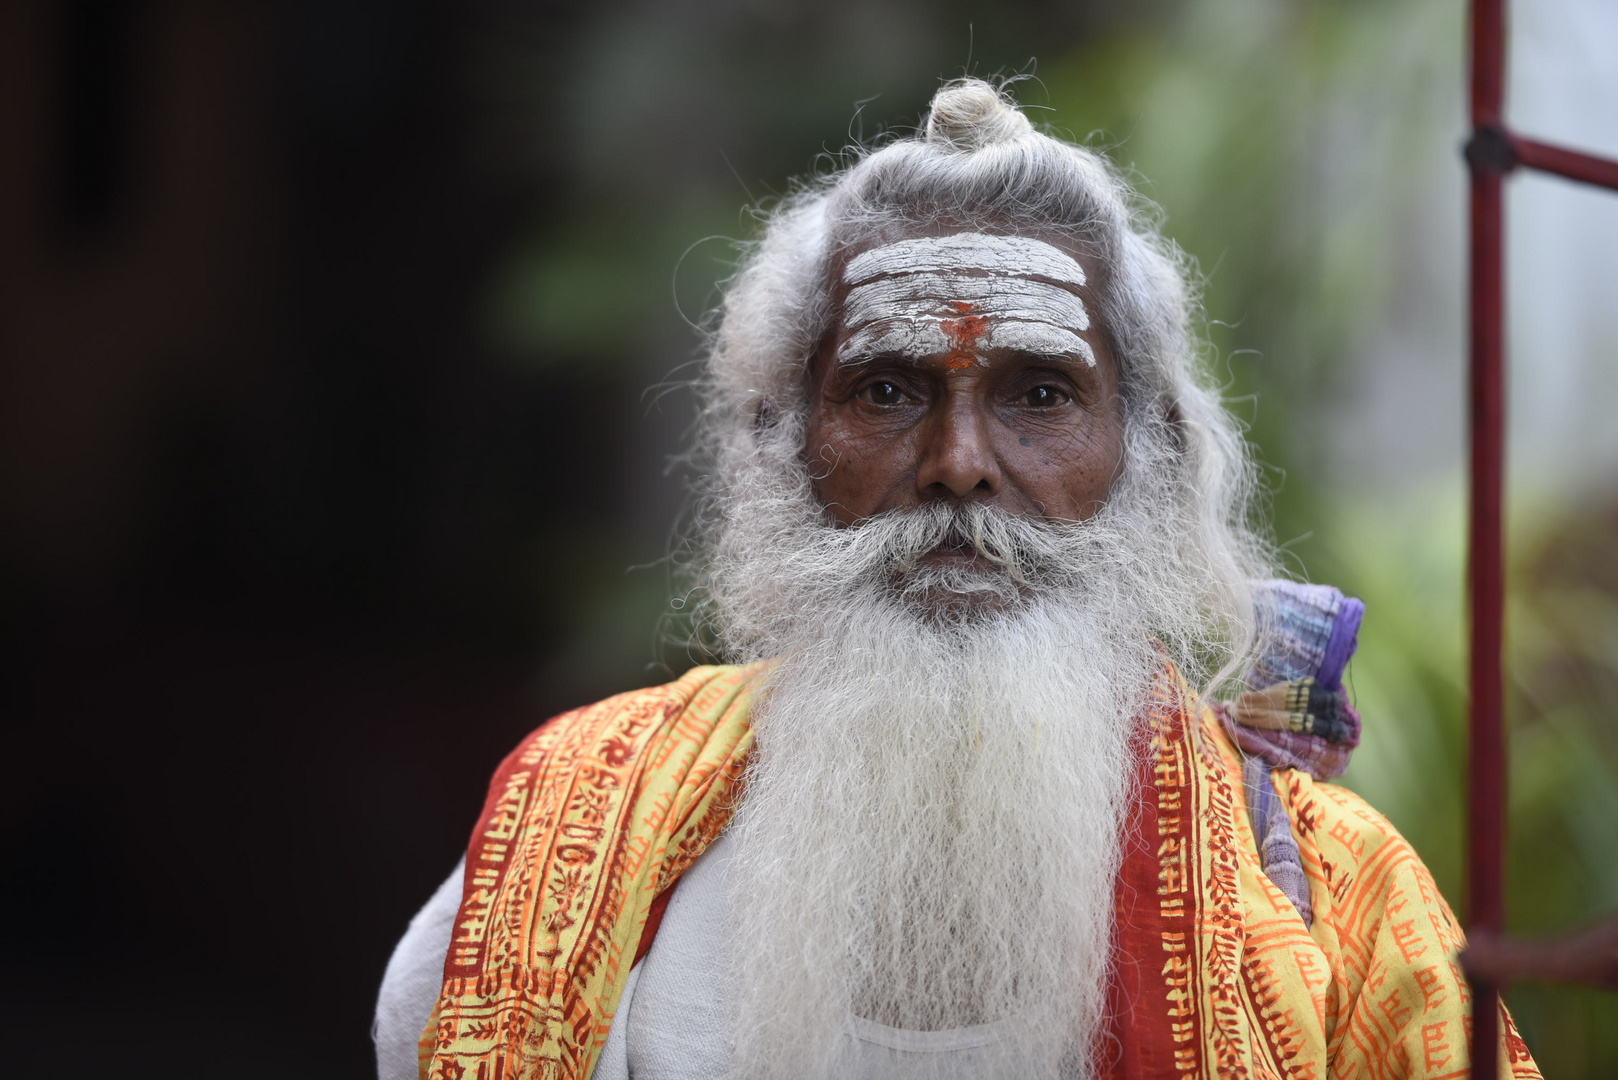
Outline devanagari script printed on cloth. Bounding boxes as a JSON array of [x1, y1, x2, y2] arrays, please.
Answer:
[[420, 662, 1539, 1080]]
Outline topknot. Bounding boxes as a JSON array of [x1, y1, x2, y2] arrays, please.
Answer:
[[923, 79, 1035, 151]]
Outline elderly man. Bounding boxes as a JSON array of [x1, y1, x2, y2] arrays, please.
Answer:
[[374, 80, 1539, 1080]]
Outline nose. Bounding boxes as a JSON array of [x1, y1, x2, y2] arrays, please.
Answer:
[[914, 395, 1003, 500]]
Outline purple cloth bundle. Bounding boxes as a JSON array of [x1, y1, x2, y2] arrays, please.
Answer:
[[1220, 579, 1366, 928], [1245, 580, 1364, 694], [1225, 580, 1364, 781]]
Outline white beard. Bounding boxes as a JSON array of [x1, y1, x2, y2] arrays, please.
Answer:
[[707, 482, 1203, 1080]]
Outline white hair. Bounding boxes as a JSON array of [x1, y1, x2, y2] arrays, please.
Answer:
[[674, 78, 1277, 1080], [687, 77, 1271, 683]]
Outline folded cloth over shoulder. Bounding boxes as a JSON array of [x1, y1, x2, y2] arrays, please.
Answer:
[[1222, 580, 1364, 781], [1229, 677, 1357, 743], [1219, 579, 1366, 927]]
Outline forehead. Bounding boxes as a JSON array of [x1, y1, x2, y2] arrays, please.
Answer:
[[831, 230, 1101, 368]]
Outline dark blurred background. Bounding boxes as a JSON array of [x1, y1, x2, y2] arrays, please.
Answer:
[[4, 0, 1616, 1076]]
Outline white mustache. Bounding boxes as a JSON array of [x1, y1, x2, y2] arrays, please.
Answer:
[[830, 502, 1086, 593]]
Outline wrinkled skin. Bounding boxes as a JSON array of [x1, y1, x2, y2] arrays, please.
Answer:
[[805, 225, 1126, 570]]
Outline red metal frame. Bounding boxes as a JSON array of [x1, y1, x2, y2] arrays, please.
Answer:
[[1465, 1, 1618, 1074]]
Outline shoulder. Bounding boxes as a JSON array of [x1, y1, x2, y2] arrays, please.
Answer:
[[1200, 702, 1452, 934], [537, 663, 761, 741], [464, 663, 765, 878], [486, 663, 763, 787], [1204, 709, 1464, 958], [1282, 773, 1452, 925], [1277, 769, 1473, 1028]]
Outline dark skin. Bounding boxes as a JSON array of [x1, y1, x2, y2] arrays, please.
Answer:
[[805, 226, 1126, 568]]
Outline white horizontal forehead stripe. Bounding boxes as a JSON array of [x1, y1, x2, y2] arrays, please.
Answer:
[[838, 320, 949, 360], [837, 318, 1096, 368], [842, 275, 1090, 333], [985, 323, 1096, 367], [844, 233, 1087, 286]]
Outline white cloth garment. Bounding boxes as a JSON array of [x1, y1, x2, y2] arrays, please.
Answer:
[[375, 834, 1013, 1080], [373, 857, 465, 1080], [622, 830, 739, 1078]]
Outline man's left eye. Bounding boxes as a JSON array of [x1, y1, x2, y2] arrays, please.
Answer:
[[1024, 386, 1066, 407], [863, 380, 905, 405]]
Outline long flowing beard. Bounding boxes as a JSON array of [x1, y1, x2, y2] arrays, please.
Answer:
[[708, 486, 1202, 1079]]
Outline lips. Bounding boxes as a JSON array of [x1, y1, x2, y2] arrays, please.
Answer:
[[891, 540, 990, 575], [922, 542, 991, 567]]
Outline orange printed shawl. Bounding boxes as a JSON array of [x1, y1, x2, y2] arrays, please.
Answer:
[[1107, 667, 1540, 1080], [421, 662, 1540, 1080], [419, 664, 759, 1080]]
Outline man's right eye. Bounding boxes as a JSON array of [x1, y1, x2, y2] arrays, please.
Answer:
[[861, 380, 905, 405]]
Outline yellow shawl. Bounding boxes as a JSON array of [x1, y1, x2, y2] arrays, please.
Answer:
[[418, 661, 1539, 1080], [418, 664, 759, 1080]]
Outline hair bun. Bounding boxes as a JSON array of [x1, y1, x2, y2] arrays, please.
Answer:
[[923, 79, 1034, 151]]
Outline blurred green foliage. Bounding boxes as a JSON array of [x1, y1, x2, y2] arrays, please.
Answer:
[[483, 0, 1618, 1070]]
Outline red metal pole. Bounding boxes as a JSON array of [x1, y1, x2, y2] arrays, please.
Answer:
[[1467, 0, 1506, 1075], [1458, 1, 1618, 1069], [1511, 135, 1618, 192]]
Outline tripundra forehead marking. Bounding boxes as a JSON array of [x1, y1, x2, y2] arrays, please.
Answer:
[[841, 321, 1094, 369], [838, 232, 1096, 368], [843, 233, 1088, 287], [842, 273, 1092, 334]]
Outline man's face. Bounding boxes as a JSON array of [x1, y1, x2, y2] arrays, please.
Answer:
[[805, 226, 1127, 570]]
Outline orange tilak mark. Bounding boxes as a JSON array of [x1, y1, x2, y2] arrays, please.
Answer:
[[940, 300, 988, 369]]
